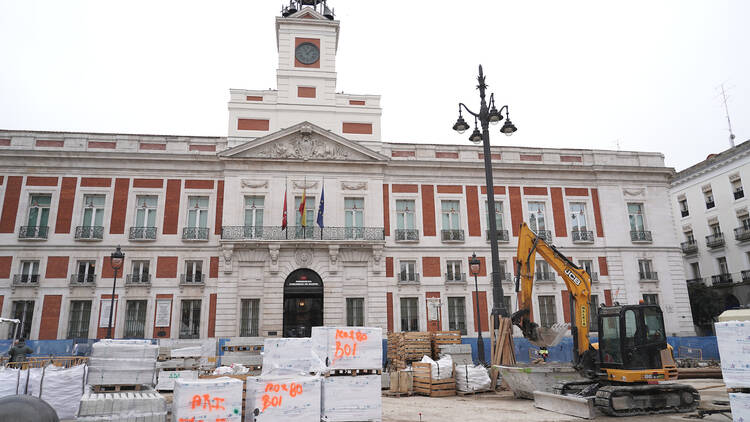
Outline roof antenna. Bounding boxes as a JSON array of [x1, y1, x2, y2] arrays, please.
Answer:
[[719, 83, 736, 148]]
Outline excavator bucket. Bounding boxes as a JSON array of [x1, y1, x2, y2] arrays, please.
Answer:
[[528, 322, 570, 348]]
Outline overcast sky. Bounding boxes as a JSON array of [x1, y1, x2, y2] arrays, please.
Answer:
[[1, 0, 748, 171]]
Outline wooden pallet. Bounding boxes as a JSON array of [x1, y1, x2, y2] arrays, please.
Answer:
[[324, 369, 382, 377], [92, 384, 146, 393], [412, 362, 456, 397], [456, 388, 493, 396], [382, 390, 414, 398], [221, 345, 262, 353], [431, 331, 462, 359]]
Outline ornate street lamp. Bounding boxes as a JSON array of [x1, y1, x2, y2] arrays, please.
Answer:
[[107, 245, 124, 339], [469, 253, 485, 364], [453, 65, 517, 337]]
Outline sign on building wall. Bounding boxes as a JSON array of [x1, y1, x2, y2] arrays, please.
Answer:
[[98, 299, 118, 328], [155, 299, 172, 327]]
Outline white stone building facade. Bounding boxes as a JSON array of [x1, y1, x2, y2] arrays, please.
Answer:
[[0, 4, 696, 341]]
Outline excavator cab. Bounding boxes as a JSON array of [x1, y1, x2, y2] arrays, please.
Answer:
[[597, 304, 668, 372]]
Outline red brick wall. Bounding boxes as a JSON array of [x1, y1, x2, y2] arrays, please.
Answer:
[[247, 96, 263, 101], [80, 177, 111, 187], [133, 178, 163, 188], [392, 184, 418, 193], [25, 176, 58, 186], [436, 152, 458, 159], [561, 290, 571, 324], [386, 292, 394, 332], [565, 187, 588, 196], [604, 289, 613, 306], [88, 141, 116, 149], [422, 257, 441, 277], [214, 181, 224, 235], [591, 188, 604, 237], [550, 187, 567, 237], [0, 296, 3, 316], [297, 86, 316, 98], [97, 295, 118, 339], [478, 153, 502, 160], [560, 155, 582, 163], [110, 178, 130, 235], [45, 257, 69, 279], [101, 256, 118, 279], [208, 293, 217, 338], [426, 292, 442, 331], [163, 179, 181, 234], [467, 256, 487, 277], [0, 176, 22, 233], [38, 295, 62, 340], [598, 257, 609, 276], [472, 291, 489, 332], [210, 257, 219, 278], [154, 294, 173, 338], [391, 150, 415, 158], [156, 257, 178, 278], [237, 119, 270, 131], [55, 177, 77, 233], [520, 154, 542, 161], [480, 186, 506, 195], [349, 100, 365, 106], [382, 184, 390, 237], [0, 257, 11, 278], [36, 139, 64, 147], [342, 123, 373, 134], [509, 186, 523, 236], [385, 257, 394, 278], [523, 186, 548, 196], [465, 186, 481, 237], [436, 185, 462, 194], [189, 144, 216, 152], [185, 180, 214, 190], [421, 185, 436, 236], [140, 143, 166, 151]]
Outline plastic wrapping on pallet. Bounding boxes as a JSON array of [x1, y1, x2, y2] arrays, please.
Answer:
[[77, 386, 168, 422], [321, 374, 381, 421], [715, 321, 750, 388], [245, 374, 321, 422], [420, 355, 453, 380], [729, 392, 750, 421], [312, 326, 383, 370], [262, 337, 324, 375], [454, 364, 491, 393], [171, 346, 202, 358], [174, 377, 244, 422], [155, 369, 199, 390], [88, 339, 158, 386], [92, 339, 158, 359]]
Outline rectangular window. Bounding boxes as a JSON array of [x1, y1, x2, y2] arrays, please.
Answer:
[[710, 223, 721, 236], [740, 214, 750, 230], [66, 300, 91, 339], [718, 257, 729, 274], [82, 194, 105, 227], [484, 200, 504, 229], [528, 202, 547, 233], [244, 196, 264, 229], [187, 196, 209, 228], [294, 196, 316, 226], [10, 301, 35, 339], [569, 203, 588, 231], [589, 295, 599, 331], [685, 230, 695, 243], [134, 195, 158, 227], [27, 194, 51, 228], [638, 259, 655, 279], [446, 260, 462, 282], [240, 299, 260, 336], [579, 260, 594, 276], [642, 294, 659, 305], [399, 260, 417, 282], [447, 297, 467, 335], [179, 300, 201, 339], [690, 262, 701, 279], [535, 260, 553, 280], [441, 200, 461, 230], [19, 260, 40, 283], [503, 296, 513, 314], [627, 203, 645, 232], [704, 189, 715, 209], [130, 260, 150, 283], [346, 298, 365, 326], [74, 260, 96, 284], [184, 260, 203, 283], [124, 300, 147, 338], [396, 200, 415, 230], [679, 198, 689, 217], [345, 198, 364, 239], [400, 298, 419, 332], [732, 178, 744, 199], [538, 295, 557, 328]]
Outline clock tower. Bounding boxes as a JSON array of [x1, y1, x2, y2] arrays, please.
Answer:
[[227, 1, 382, 147]]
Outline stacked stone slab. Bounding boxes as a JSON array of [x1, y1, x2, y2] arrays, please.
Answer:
[[173, 377, 244, 422], [76, 387, 167, 422], [87, 339, 158, 387]]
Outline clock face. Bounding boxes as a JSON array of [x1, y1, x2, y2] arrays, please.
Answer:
[[295, 42, 320, 65]]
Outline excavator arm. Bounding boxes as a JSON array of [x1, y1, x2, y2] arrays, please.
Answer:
[[511, 222, 593, 363]]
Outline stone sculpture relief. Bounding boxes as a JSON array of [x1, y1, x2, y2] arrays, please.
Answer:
[[256, 133, 351, 161]]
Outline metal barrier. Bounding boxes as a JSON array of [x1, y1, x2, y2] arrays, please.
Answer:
[[678, 346, 703, 360], [5, 356, 88, 369]]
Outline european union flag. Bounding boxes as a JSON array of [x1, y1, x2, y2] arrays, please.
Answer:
[[316, 185, 325, 228]]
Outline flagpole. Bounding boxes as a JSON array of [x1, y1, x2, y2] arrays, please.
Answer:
[[320, 178, 324, 240], [284, 177, 288, 240]]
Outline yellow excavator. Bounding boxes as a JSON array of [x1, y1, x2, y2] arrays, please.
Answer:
[[511, 222, 700, 416]]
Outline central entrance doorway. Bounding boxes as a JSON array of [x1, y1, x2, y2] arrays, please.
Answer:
[[283, 268, 324, 337]]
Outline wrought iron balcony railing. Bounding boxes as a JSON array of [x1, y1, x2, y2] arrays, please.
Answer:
[[69, 273, 96, 285], [398, 273, 420, 284], [183, 227, 209, 241], [12, 274, 39, 285], [686, 277, 704, 285], [734, 226, 750, 242], [441, 229, 465, 242], [735, 188, 745, 200], [129, 227, 157, 240], [180, 273, 206, 285], [639, 271, 658, 281], [445, 272, 466, 283], [123, 321, 146, 339], [395, 229, 419, 242], [705, 233, 725, 249], [706, 201, 715, 209], [587, 272, 599, 282], [220, 226, 385, 241], [75, 226, 104, 240], [630, 230, 652, 242], [681, 209, 689, 217], [535, 230, 552, 241], [535, 271, 555, 281], [126, 274, 152, 285], [18, 226, 48, 239], [743, 270, 750, 282], [681, 241, 698, 254], [503, 272, 514, 282], [711, 273, 733, 286], [571, 230, 594, 243], [485, 229, 510, 242]]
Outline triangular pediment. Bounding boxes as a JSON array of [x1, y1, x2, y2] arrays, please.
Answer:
[[220, 122, 388, 162], [289, 7, 327, 20]]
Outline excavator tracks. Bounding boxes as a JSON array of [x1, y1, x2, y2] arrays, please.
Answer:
[[594, 384, 700, 416]]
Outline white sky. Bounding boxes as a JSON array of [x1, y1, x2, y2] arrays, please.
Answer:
[[1, 0, 748, 171]]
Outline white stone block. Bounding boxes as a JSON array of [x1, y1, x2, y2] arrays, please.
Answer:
[[173, 377, 243, 422], [245, 375, 321, 422], [321, 375, 381, 422]]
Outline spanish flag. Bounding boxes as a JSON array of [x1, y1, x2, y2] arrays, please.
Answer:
[[299, 187, 307, 227]]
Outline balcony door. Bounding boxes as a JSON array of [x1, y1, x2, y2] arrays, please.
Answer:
[[283, 268, 323, 338]]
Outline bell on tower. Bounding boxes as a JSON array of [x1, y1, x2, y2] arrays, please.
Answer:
[[281, 0, 335, 20]]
